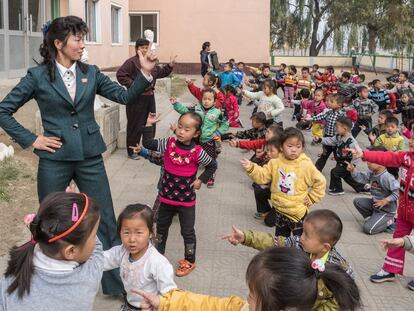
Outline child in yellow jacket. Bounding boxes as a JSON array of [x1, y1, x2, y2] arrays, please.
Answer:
[[132, 247, 361, 311], [241, 127, 326, 237]]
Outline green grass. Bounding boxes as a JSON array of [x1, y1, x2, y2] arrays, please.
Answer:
[[0, 158, 22, 202], [171, 75, 188, 97]]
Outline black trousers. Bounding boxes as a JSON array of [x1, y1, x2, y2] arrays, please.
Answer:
[[329, 163, 366, 192], [275, 212, 305, 237], [352, 118, 372, 138], [315, 144, 336, 172], [38, 156, 123, 295], [126, 95, 156, 156], [156, 202, 196, 263], [253, 184, 276, 227]]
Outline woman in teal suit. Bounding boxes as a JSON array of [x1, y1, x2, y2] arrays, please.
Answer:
[[0, 16, 156, 295]]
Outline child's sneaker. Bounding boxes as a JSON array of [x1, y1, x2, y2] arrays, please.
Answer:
[[328, 189, 345, 196], [408, 280, 414, 291], [370, 269, 395, 283], [254, 212, 264, 219], [207, 179, 215, 188], [176, 259, 196, 277]]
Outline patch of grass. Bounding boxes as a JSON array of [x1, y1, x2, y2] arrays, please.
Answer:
[[171, 75, 188, 97], [0, 158, 23, 202]]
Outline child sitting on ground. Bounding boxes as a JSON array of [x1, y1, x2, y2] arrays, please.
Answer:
[[223, 85, 241, 128], [216, 62, 240, 90], [221, 112, 267, 141], [104, 204, 177, 310], [224, 209, 353, 277], [346, 146, 399, 235], [365, 109, 394, 145], [241, 128, 326, 237], [242, 80, 284, 127], [314, 117, 367, 196]]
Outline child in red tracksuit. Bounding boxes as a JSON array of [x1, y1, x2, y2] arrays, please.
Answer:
[[350, 136, 414, 289], [186, 73, 224, 109], [315, 65, 337, 94], [223, 85, 241, 127]]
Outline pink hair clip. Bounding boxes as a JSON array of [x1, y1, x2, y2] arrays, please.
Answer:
[[23, 213, 36, 226], [311, 259, 325, 272], [72, 203, 79, 222]]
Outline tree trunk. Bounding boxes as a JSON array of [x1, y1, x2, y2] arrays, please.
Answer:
[[367, 25, 377, 54], [309, 18, 321, 56]]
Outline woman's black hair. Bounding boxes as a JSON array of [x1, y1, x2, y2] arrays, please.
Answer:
[[202, 87, 217, 101], [5, 192, 100, 298], [246, 247, 361, 311], [206, 72, 221, 89], [224, 85, 237, 95], [40, 16, 89, 81], [201, 41, 210, 53], [280, 127, 305, 148], [117, 204, 154, 238]]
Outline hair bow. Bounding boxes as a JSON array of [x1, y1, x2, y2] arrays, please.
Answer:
[[41, 20, 52, 35], [23, 213, 37, 226], [311, 258, 326, 273]]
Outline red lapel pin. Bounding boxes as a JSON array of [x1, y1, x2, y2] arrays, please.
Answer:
[[81, 78, 88, 84]]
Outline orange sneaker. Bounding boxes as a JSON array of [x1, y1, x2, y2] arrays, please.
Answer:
[[176, 259, 196, 277]]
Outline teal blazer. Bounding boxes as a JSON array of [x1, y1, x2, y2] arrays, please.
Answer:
[[0, 63, 150, 161]]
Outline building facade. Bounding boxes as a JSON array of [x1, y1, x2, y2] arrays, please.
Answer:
[[0, 0, 270, 79]]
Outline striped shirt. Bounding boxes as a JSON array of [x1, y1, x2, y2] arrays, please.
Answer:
[[296, 78, 316, 93], [369, 89, 390, 105]]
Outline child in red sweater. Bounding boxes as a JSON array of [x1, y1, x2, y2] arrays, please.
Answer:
[[339, 96, 357, 126], [186, 73, 224, 109], [349, 135, 414, 289], [223, 85, 241, 127]]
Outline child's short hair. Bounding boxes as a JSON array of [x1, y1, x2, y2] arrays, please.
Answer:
[[117, 204, 154, 237], [237, 61, 245, 66], [266, 136, 280, 150], [401, 71, 409, 79], [202, 87, 217, 100], [379, 109, 393, 119], [280, 127, 305, 148], [229, 58, 235, 63], [305, 209, 343, 246], [357, 85, 368, 94], [299, 88, 311, 99], [385, 116, 399, 127], [326, 65, 335, 73], [267, 124, 284, 138], [250, 112, 267, 125], [280, 63, 287, 69], [314, 87, 324, 95], [301, 66, 310, 73], [206, 72, 222, 89], [341, 72, 351, 80], [288, 65, 297, 74], [224, 62, 233, 69], [336, 116, 353, 130], [262, 65, 271, 71], [358, 74, 365, 82], [327, 94, 341, 105], [312, 64, 319, 69], [337, 95, 352, 106], [224, 84, 237, 95], [372, 79, 381, 86]]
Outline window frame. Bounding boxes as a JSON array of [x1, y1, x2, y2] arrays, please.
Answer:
[[110, 3, 122, 45], [128, 11, 159, 45], [85, 0, 101, 44]]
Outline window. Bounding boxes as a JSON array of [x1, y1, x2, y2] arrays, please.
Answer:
[[111, 5, 121, 43], [129, 13, 158, 43], [85, 0, 100, 42]]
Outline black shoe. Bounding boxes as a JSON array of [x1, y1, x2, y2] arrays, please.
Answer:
[[328, 189, 344, 196]]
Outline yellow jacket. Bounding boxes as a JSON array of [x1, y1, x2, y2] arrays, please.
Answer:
[[158, 286, 338, 311], [374, 132, 405, 151], [245, 153, 326, 221]]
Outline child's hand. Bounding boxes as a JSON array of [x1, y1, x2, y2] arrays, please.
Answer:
[[255, 147, 266, 158], [169, 123, 177, 133], [344, 147, 363, 159], [131, 289, 160, 311], [222, 225, 245, 246], [240, 158, 252, 169], [169, 97, 178, 105], [373, 197, 390, 209], [344, 161, 355, 173], [146, 113, 160, 126], [304, 197, 312, 207], [191, 179, 202, 190], [229, 139, 239, 147], [359, 125, 367, 131], [128, 143, 142, 155], [185, 78, 192, 85], [368, 132, 377, 143], [65, 183, 77, 193], [380, 238, 405, 251]]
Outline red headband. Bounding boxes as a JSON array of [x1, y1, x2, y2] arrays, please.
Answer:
[[48, 193, 89, 243]]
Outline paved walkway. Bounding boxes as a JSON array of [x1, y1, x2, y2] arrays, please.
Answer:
[[93, 76, 414, 310]]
